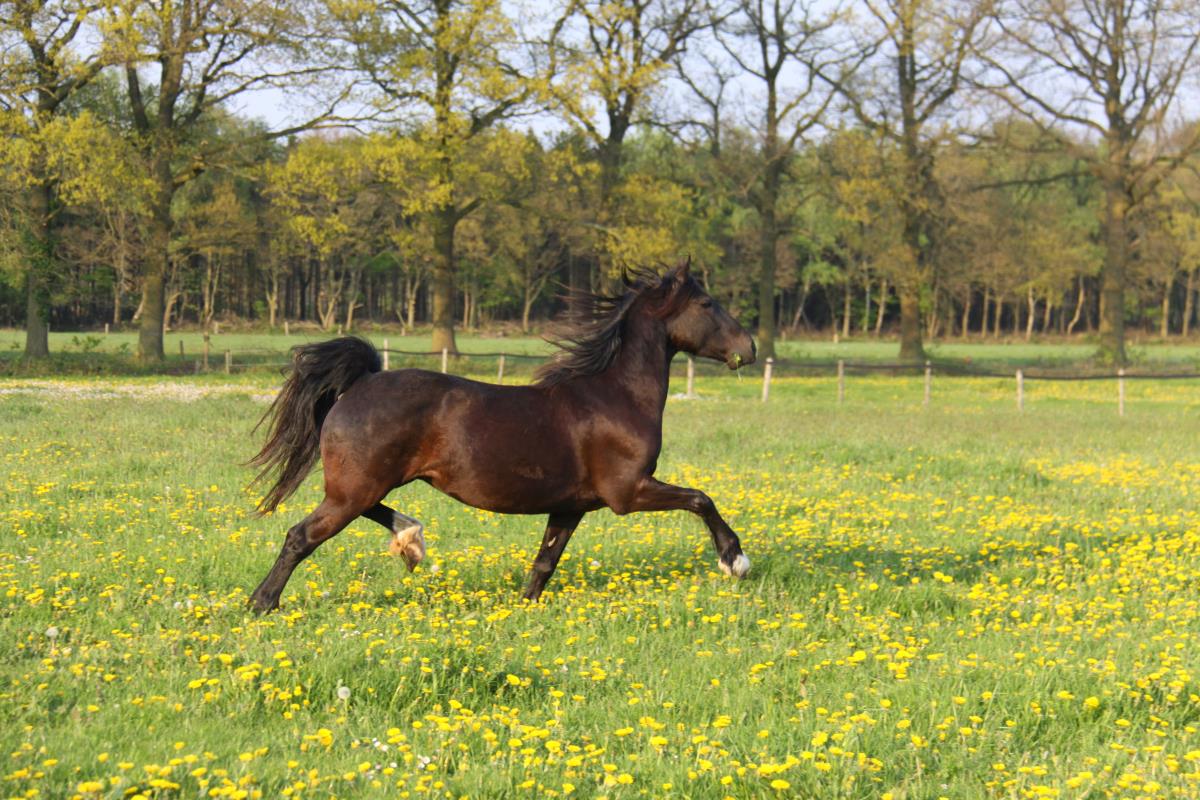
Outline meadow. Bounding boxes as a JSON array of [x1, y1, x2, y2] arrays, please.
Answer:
[[3, 363, 1200, 799], [7, 327, 1200, 376]]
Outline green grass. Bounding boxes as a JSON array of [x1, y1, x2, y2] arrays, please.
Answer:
[[6, 328, 1200, 378], [2, 371, 1200, 798]]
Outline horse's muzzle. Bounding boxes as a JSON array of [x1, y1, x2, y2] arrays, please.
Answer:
[[726, 337, 756, 369]]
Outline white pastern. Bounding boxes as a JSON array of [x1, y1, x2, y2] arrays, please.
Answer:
[[388, 513, 426, 571], [719, 553, 751, 578]]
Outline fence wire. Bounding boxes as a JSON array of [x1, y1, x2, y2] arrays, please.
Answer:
[[209, 346, 1200, 382]]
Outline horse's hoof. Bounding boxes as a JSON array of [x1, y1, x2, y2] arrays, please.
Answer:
[[248, 596, 278, 616], [719, 554, 751, 578], [390, 523, 426, 571]]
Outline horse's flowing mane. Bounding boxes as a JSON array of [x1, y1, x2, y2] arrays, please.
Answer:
[[534, 267, 672, 387]]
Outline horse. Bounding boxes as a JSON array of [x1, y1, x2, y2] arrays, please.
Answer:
[[246, 260, 756, 614]]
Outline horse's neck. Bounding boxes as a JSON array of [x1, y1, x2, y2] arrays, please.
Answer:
[[605, 313, 674, 419]]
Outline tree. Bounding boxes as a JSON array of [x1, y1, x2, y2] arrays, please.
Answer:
[[106, 0, 337, 360], [1138, 177, 1200, 337], [332, 0, 555, 353], [824, 0, 991, 359], [815, 128, 908, 338], [983, 0, 1200, 363], [266, 135, 375, 331], [714, 0, 840, 359], [553, 0, 705, 284], [0, 0, 111, 357], [177, 179, 261, 332]]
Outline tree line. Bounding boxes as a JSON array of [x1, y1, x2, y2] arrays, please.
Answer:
[[2, 0, 1199, 365]]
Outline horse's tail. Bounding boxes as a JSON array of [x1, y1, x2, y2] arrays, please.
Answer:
[[248, 336, 382, 514]]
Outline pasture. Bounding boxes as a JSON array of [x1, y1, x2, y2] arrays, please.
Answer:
[[3, 368, 1200, 798], [7, 328, 1200, 374]]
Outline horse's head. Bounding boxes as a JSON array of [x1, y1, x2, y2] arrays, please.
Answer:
[[656, 259, 756, 369]]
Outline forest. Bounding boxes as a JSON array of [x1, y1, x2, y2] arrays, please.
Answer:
[[2, 0, 1199, 364]]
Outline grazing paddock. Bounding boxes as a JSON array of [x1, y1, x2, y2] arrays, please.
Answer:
[[2, 372, 1200, 798]]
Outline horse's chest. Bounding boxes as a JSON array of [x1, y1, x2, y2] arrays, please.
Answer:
[[588, 418, 662, 474]]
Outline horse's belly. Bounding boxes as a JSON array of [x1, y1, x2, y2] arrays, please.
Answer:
[[428, 471, 593, 515], [421, 442, 593, 515]]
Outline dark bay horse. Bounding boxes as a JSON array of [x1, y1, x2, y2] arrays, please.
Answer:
[[247, 261, 756, 613]]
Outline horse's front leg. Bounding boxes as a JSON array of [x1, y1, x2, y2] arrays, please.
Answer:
[[524, 512, 585, 601], [614, 477, 749, 578]]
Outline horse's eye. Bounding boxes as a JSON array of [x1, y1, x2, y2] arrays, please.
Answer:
[[700, 299, 713, 309]]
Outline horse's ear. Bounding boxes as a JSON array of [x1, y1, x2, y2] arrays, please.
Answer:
[[671, 256, 691, 285]]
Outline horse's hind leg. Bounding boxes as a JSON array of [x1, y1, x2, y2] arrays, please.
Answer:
[[362, 502, 426, 571], [248, 497, 360, 614]]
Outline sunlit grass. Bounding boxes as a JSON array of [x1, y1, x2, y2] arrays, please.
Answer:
[[2, 372, 1199, 798], [7, 328, 1200, 370]]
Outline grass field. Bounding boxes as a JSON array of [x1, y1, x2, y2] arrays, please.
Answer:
[[7, 328, 1200, 376], [3, 369, 1200, 798]]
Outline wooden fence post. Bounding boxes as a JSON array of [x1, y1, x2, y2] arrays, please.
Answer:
[[224, 350, 232, 375], [203, 335, 210, 371], [382, 338, 389, 371], [1016, 369, 1024, 412], [837, 359, 845, 405], [283, 320, 289, 336], [762, 357, 774, 402], [686, 356, 695, 398], [104, 323, 109, 336], [924, 360, 931, 407], [441, 347, 448, 374], [179, 340, 185, 359], [1118, 368, 1126, 417], [497, 354, 506, 383]]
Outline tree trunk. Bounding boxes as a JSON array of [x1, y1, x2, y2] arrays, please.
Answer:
[[137, 171, 172, 361], [265, 269, 280, 329], [23, 182, 53, 358], [113, 269, 124, 326], [1026, 288, 1036, 341], [138, 266, 166, 361], [1042, 296, 1053, 334], [756, 165, 781, 359], [522, 283, 535, 333], [430, 206, 459, 354], [861, 278, 871, 334], [202, 251, 221, 332], [24, 271, 50, 359], [925, 284, 940, 339], [1067, 277, 1085, 335], [1161, 280, 1171, 338], [874, 279, 887, 336], [343, 264, 362, 332], [1183, 268, 1195, 337], [113, 243, 130, 326], [898, 282, 924, 360], [405, 273, 418, 331], [960, 291, 971, 338], [1098, 175, 1130, 364], [841, 280, 852, 339]]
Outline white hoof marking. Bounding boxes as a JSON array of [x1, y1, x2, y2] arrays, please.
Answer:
[[720, 554, 751, 578], [388, 512, 426, 571]]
